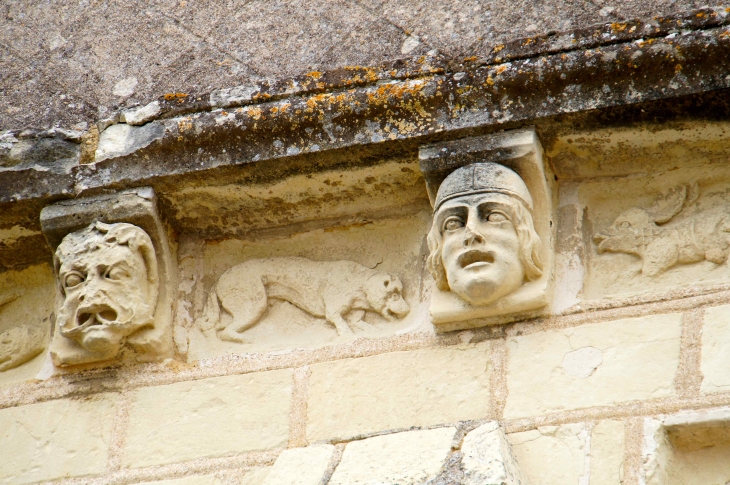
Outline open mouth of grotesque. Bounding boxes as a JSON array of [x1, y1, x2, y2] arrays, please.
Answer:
[[76, 309, 118, 328], [458, 250, 495, 269]]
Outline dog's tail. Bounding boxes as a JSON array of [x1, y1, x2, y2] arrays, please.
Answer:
[[195, 287, 221, 331]]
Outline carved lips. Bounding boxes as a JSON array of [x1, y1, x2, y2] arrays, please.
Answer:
[[457, 249, 496, 269]]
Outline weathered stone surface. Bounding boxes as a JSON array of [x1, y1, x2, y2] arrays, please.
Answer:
[[590, 420, 625, 485], [137, 475, 219, 485], [95, 122, 165, 162], [0, 394, 118, 484], [307, 343, 491, 441], [123, 370, 292, 468], [642, 407, 730, 485], [508, 424, 587, 485], [461, 421, 527, 485], [329, 427, 456, 485], [700, 304, 730, 393], [121, 101, 162, 126], [504, 314, 682, 419], [1, 0, 718, 131], [262, 445, 334, 485]]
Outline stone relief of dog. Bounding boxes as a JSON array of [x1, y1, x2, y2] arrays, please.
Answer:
[[195, 257, 411, 343], [593, 183, 730, 276]]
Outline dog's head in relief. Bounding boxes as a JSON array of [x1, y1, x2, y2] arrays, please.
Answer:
[[363, 273, 410, 321]]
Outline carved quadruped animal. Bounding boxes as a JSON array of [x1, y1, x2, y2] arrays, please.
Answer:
[[196, 257, 411, 343], [593, 183, 730, 276]]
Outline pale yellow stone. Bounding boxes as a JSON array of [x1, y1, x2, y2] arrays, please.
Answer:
[[307, 343, 491, 441], [0, 394, 117, 484], [329, 427, 456, 485], [504, 314, 682, 419], [700, 304, 730, 393], [136, 471, 271, 485], [508, 424, 587, 485], [262, 445, 334, 485], [123, 369, 292, 468], [590, 420, 625, 485], [136, 475, 219, 485]]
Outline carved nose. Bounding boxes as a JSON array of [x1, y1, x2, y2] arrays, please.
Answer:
[[593, 233, 607, 245], [463, 227, 484, 246]]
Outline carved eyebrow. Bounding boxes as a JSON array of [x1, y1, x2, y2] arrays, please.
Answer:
[[435, 206, 468, 224]]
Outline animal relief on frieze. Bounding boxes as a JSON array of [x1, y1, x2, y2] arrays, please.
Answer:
[[593, 183, 730, 277], [196, 257, 410, 343], [0, 290, 46, 372]]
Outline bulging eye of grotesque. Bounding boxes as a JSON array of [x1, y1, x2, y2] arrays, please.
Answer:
[[443, 217, 465, 232], [64, 272, 85, 289], [105, 266, 130, 281], [620, 221, 631, 228], [487, 212, 508, 223]]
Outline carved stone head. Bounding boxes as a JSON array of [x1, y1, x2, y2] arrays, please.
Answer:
[[427, 163, 543, 306], [52, 221, 158, 364]]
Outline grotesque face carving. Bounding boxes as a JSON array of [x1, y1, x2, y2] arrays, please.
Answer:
[[54, 222, 158, 361], [427, 163, 543, 307]]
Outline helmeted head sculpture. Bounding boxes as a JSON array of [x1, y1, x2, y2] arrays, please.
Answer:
[[426, 162, 543, 306], [54, 221, 158, 362]]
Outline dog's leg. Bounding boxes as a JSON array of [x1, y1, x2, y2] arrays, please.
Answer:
[[325, 304, 355, 336], [218, 278, 268, 343]]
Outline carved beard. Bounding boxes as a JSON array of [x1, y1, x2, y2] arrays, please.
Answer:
[[57, 293, 154, 355]]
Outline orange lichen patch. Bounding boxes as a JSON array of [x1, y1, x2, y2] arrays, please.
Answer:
[[696, 12, 706, 18], [493, 44, 505, 53], [247, 107, 263, 120], [675, 64, 683, 73], [523, 38, 536, 46], [463, 56, 478, 62], [307, 71, 323, 80], [610, 22, 628, 32], [485, 76, 495, 86], [221, 111, 228, 116], [720, 30, 730, 38], [177, 118, 193, 133], [164, 92, 188, 101], [495, 65, 508, 75]]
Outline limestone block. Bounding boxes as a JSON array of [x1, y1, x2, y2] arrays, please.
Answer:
[[700, 304, 730, 393], [461, 421, 528, 485], [123, 369, 292, 468], [508, 424, 587, 485], [590, 420, 625, 485], [0, 264, 54, 385], [261, 445, 334, 485], [307, 343, 491, 441], [329, 427, 456, 485], [189, 214, 430, 359], [136, 476, 219, 485], [577, 166, 730, 300], [642, 407, 730, 485], [41, 187, 174, 367], [419, 129, 555, 331], [196, 257, 409, 343], [0, 394, 118, 484], [504, 314, 682, 419]]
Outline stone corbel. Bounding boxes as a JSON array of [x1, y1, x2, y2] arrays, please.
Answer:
[[419, 128, 555, 332], [40, 187, 174, 366]]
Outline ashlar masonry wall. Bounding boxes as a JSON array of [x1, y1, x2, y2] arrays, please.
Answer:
[[3, 119, 730, 485]]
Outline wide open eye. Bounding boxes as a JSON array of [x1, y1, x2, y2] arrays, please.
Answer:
[[620, 221, 631, 228], [443, 217, 465, 231], [487, 212, 507, 223], [64, 272, 85, 288]]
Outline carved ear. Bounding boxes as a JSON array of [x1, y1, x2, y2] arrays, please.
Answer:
[[648, 184, 695, 224]]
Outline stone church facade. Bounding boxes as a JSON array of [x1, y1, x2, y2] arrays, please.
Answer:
[[2, 2, 730, 484]]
